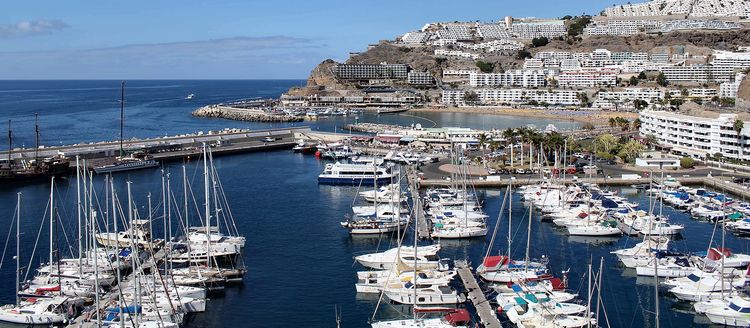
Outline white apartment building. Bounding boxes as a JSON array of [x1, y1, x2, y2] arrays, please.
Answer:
[[639, 109, 750, 161], [594, 88, 665, 109], [559, 59, 582, 71], [401, 32, 431, 44], [332, 63, 409, 80], [660, 65, 735, 83], [558, 69, 618, 88], [407, 71, 434, 85], [437, 25, 473, 41], [454, 39, 523, 52], [511, 20, 567, 39], [431, 39, 458, 47], [443, 69, 479, 81], [720, 73, 747, 98], [434, 49, 481, 60], [523, 59, 544, 70], [604, 0, 750, 17], [592, 49, 612, 61], [611, 52, 649, 62], [712, 51, 750, 68], [469, 70, 547, 88], [584, 20, 661, 36], [650, 53, 670, 63], [442, 89, 580, 106], [536, 51, 573, 60], [476, 24, 512, 39]]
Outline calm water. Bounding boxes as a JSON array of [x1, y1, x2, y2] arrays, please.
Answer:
[[0, 80, 578, 149], [0, 80, 740, 327]]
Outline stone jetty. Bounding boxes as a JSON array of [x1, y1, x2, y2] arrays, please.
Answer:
[[193, 105, 303, 122]]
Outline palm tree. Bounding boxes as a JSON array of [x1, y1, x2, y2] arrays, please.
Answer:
[[734, 119, 744, 160], [502, 128, 516, 166], [478, 133, 489, 156], [645, 134, 658, 150]]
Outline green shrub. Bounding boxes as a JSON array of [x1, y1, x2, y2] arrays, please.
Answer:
[[680, 157, 695, 169]]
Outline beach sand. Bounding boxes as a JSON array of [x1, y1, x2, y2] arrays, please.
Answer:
[[411, 106, 638, 125]]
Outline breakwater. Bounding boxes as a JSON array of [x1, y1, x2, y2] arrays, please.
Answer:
[[192, 105, 302, 123]]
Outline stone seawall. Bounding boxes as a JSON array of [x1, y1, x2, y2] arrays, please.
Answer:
[[193, 105, 303, 122]]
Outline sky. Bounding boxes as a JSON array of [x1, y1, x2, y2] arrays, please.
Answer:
[[1, 0, 606, 79]]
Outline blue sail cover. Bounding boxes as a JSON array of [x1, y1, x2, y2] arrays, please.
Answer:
[[106, 305, 142, 314], [601, 198, 619, 209]]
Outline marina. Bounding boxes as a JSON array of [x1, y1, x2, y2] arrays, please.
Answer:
[[1, 80, 750, 328]]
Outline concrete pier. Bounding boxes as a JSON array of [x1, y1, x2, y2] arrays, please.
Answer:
[[455, 260, 502, 328], [2, 127, 313, 161]]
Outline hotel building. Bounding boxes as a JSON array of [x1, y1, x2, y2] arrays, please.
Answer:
[[639, 109, 750, 160]]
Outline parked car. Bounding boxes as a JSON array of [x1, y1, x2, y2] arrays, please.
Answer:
[[262, 136, 276, 142]]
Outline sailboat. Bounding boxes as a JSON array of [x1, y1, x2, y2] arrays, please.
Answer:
[[94, 81, 159, 174], [370, 186, 468, 328], [430, 151, 487, 239], [168, 144, 246, 287], [0, 191, 77, 325], [479, 180, 551, 283], [342, 170, 409, 234]]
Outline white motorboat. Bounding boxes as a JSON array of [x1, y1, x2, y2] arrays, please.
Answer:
[[355, 245, 441, 270], [432, 225, 487, 239], [567, 221, 622, 236], [705, 297, 750, 326], [635, 256, 696, 278], [384, 283, 466, 305]]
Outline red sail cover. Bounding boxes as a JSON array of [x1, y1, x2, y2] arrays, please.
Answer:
[[444, 309, 470, 325], [482, 256, 509, 270], [707, 247, 732, 261]]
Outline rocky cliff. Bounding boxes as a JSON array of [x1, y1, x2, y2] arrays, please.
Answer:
[[737, 75, 750, 110]]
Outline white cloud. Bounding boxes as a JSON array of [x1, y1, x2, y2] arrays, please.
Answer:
[[0, 19, 69, 38]]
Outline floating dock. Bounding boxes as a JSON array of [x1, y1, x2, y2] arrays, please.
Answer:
[[455, 260, 502, 328], [406, 168, 430, 239]]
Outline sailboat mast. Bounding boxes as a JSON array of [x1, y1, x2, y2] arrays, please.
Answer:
[[508, 177, 512, 258], [586, 262, 592, 328], [92, 209, 101, 327], [167, 173, 172, 244], [34, 113, 39, 164], [161, 171, 167, 272], [524, 195, 532, 272], [203, 144, 211, 268], [183, 165, 188, 231], [596, 257, 603, 324], [15, 192, 20, 306], [109, 177, 124, 328], [76, 156, 83, 275], [49, 177, 55, 267], [412, 180, 419, 322], [7, 120, 12, 167], [119, 81, 125, 157]]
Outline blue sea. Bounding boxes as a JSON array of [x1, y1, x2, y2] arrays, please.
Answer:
[[0, 80, 743, 327]]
